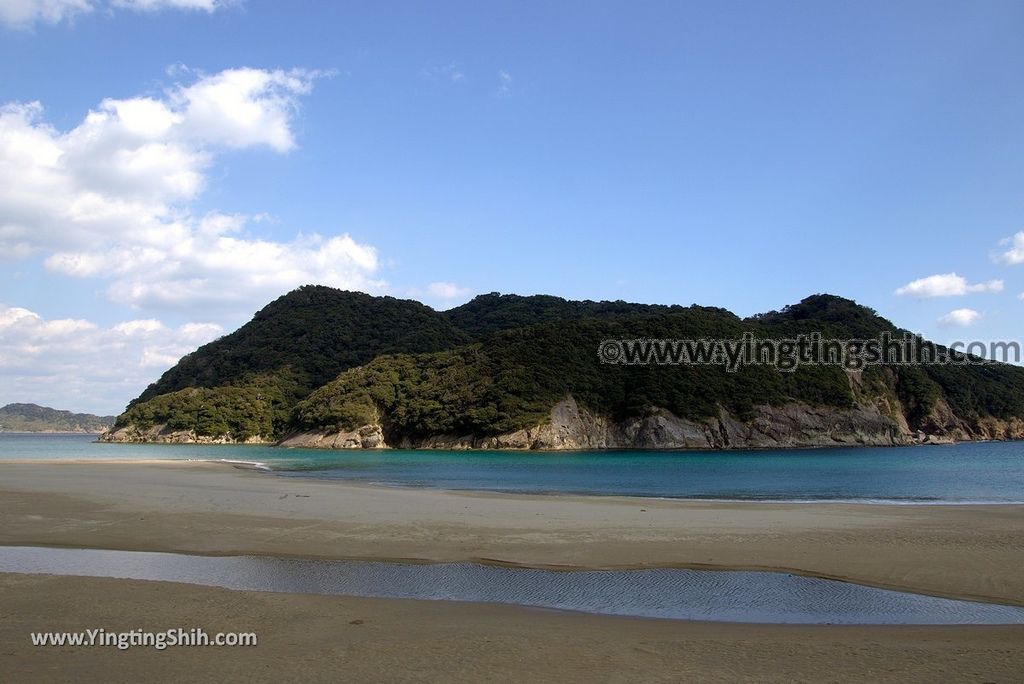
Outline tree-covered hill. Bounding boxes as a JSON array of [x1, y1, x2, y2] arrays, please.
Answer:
[[0, 403, 115, 433], [109, 288, 1024, 445], [295, 296, 1007, 442], [133, 286, 471, 406], [442, 292, 688, 338]]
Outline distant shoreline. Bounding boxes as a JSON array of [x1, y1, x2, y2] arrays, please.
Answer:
[[6, 435, 1024, 505], [7, 454, 1024, 509], [0, 430, 105, 435]]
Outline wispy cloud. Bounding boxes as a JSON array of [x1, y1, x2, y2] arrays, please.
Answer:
[[0, 0, 235, 29], [894, 273, 1003, 298], [111, 0, 233, 12], [0, 0, 91, 28], [995, 231, 1024, 265], [495, 70, 512, 97], [422, 62, 465, 83]]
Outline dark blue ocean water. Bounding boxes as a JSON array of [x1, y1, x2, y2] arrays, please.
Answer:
[[3, 434, 1024, 503]]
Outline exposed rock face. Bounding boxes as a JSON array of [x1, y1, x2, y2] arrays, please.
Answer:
[[276, 394, 1024, 451], [104, 392, 1024, 450], [106, 368, 1024, 450], [99, 425, 271, 445], [277, 425, 386, 449]]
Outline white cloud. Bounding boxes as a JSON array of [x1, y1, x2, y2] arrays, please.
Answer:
[[426, 281, 471, 300], [172, 67, 316, 152], [0, 304, 222, 413], [938, 308, 982, 327], [1, 68, 385, 311], [405, 282, 473, 308], [111, 318, 165, 335], [178, 321, 223, 340], [894, 273, 1004, 298], [996, 231, 1024, 265], [0, 0, 232, 28], [82, 232, 384, 310]]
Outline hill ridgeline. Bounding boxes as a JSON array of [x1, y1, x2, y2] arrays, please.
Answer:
[[101, 286, 1024, 449]]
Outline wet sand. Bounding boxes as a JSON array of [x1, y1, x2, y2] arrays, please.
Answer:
[[4, 573, 1024, 683], [2, 459, 1024, 681]]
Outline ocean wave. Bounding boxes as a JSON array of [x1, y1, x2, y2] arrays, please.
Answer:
[[210, 458, 272, 471]]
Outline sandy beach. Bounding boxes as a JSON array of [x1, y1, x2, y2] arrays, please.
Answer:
[[4, 573, 1023, 683], [2, 459, 1024, 681]]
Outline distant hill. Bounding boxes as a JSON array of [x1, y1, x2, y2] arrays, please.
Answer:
[[0, 403, 115, 433], [104, 287, 1024, 449]]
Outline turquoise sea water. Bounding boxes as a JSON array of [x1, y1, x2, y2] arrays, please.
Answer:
[[3, 434, 1024, 503]]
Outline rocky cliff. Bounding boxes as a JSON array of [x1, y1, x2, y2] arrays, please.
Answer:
[[275, 393, 1024, 451], [99, 425, 272, 445]]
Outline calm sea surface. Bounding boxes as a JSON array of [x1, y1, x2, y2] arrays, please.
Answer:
[[3, 433, 1023, 503]]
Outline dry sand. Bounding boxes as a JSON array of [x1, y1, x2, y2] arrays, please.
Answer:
[[2, 459, 1024, 681]]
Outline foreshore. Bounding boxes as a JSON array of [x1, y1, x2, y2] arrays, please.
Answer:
[[2, 459, 1024, 603], [2, 574, 1022, 683], [2, 459, 1024, 681]]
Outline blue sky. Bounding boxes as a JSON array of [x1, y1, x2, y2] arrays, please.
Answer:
[[2, 0, 1024, 413]]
